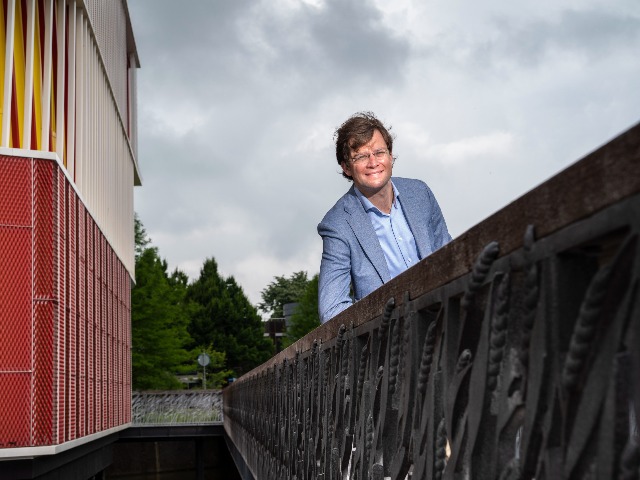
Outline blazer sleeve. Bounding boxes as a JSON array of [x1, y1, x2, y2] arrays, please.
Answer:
[[317, 219, 353, 323], [426, 184, 452, 250]]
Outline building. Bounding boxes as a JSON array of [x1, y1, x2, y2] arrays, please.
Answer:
[[0, 0, 140, 463], [263, 303, 299, 352]]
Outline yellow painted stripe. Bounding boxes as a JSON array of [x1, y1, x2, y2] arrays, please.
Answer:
[[50, 2, 57, 152], [13, 0, 26, 148], [33, 0, 43, 151], [0, 1, 5, 132]]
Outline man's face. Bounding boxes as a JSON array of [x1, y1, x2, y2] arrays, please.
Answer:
[[341, 129, 393, 196]]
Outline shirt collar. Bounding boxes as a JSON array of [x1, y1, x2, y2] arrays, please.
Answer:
[[354, 180, 399, 214]]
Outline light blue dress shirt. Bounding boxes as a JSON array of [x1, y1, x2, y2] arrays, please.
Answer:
[[354, 182, 420, 279]]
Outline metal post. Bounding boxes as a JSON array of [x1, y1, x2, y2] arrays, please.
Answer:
[[198, 353, 210, 391]]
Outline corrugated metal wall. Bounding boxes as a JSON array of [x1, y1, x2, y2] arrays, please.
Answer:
[[0, 0, 139, 277], [82, 0, 130, 133]]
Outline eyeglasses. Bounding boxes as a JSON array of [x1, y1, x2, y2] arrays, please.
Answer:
[[351, 149, 390, 164]]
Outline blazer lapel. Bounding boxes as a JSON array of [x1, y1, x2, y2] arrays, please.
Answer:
[[343, 188, 391, 284], [395, 180, 431, 259]]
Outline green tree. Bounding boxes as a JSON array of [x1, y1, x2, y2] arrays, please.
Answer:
[[284, 274, 320, 346], [259, 271, 309, 318], [134, 212, 150, 259], [187, 258, 273, 376], [131, 224, 191, 390]]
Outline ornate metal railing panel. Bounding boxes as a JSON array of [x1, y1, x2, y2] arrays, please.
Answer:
[[224, 123, 640, 479], [132, 391, 223, 425]]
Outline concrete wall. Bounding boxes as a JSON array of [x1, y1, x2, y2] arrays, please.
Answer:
[[106, 437, 240, 480]]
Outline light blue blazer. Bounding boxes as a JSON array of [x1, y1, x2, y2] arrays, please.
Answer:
[[317, 177, 451, 323]]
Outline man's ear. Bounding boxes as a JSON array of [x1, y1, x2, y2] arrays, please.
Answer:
[[341, 161, 352, 177]]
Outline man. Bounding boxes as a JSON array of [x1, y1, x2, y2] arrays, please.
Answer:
[[317, 112, 451, 323]]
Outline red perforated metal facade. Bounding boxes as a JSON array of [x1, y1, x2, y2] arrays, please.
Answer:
[[0, 155, 132, 450]]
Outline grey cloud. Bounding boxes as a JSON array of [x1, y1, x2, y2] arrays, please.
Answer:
[[244, 0, 411, 95], [130, 0, 249, 53], [554, 10, 640, 55], [491, 9, 640, 69], [415, 8, 640, 76], [301, 0, 410, 83], [129, 0, 263, 100]]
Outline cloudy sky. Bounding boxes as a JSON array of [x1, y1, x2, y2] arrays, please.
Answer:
[[127, 0, 640, 314]]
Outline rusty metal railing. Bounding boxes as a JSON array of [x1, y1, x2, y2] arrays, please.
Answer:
[[132, 391, 223, 425], [223, 122, 640, 480]]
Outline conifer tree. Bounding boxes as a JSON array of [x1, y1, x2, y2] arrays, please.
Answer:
[[131, 217, 191, 389], [187, 258, 273, 376]]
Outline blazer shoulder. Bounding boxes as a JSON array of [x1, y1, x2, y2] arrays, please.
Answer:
[[318, 187, 358, 227], [393, 177, 433, 197], [393, 176, 429, 189]]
